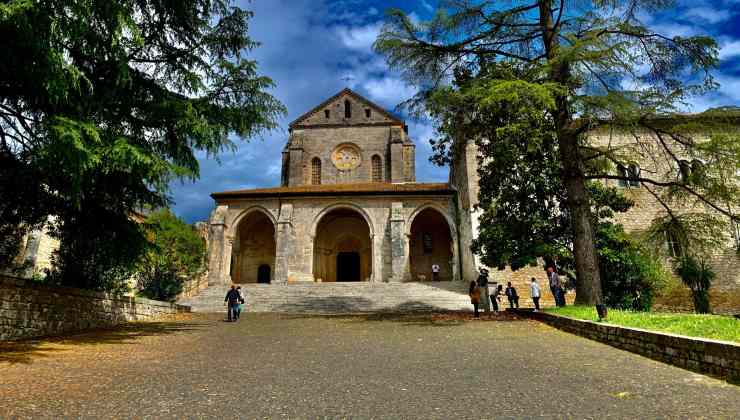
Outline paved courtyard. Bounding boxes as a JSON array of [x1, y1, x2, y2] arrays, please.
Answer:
[[1, 312, 739, 418]]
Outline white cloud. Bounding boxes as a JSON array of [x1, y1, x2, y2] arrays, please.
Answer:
[[719, 40, 740, 60], [335, 22, 382, 53], [649, 23, 698, 38], [362, 77, 417, 108], [685, 7, 731, 23]]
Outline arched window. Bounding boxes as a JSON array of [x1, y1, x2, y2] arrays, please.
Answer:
[[371, 155, 382, 182], [324, 109, 330, 119], [617, 164, 640, 187], [344, 100, 351, 119], [311, 157, 321, 185]]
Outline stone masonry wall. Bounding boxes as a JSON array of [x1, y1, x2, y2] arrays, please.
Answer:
[[519, 310, 740, 381], [0, 275, 190, 341]]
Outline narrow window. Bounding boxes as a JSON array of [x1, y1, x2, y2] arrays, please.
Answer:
[[324, 109, 330, 119], [311, 157, 321, 185], [666, 231, 683, 258], [733, 221, 740, 249], [344, 100, 351, 119], [365, 108, 371, 118], [617, 164, 640, 187], [422, 233, 433, 254], [628, 164, 640, 187], [617, 165, 628, 187], [371, 155, 382, 182]]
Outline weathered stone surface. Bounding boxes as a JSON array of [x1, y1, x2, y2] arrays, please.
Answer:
[[516, 309, 740, 381], [0, 275, 189, 341]]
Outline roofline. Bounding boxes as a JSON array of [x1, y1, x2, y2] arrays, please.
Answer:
[[289, 121, 406, 132], [288, 87, 405, 128], [211, 187, 456, 201]]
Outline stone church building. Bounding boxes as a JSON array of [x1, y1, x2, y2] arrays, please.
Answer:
[[204, 88, 739, 312], [206, 88, 478, 285]]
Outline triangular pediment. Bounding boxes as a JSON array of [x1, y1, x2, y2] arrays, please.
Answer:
[[289, 88, 404, 128]]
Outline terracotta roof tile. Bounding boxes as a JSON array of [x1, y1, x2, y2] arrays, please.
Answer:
[[211, 182, 455, 200]]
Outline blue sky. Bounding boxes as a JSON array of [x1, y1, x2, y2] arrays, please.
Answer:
[[169, 0, 740, 223]]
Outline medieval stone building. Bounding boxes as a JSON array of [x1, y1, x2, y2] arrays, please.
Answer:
[[206, 88, 739, 311], [206, 88, 477, 286]]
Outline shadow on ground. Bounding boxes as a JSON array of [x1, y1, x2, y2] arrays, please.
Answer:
[[0, 319, 204, 365], [278, 308, 525, 327]]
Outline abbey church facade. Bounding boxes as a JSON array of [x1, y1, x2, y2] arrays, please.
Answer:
[[206, 88, 739, 312], [206, 88, 479, 286]]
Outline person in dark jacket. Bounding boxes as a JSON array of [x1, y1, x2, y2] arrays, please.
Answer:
[[505, 282, 519, 309], [224, 285, 240, 322]]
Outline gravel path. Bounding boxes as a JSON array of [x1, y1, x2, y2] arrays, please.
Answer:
[[1, 312, 739, 419]]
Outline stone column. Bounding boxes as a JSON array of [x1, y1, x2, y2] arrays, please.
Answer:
[[389, 202, 407, 282], [207, 205, 229, 285], [371, 233, 382, 282], [274, 203, 294, 284]]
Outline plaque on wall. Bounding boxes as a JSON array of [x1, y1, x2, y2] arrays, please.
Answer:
[[331, 143, 362, 170]]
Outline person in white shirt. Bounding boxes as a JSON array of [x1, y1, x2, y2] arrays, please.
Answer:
[[530, 277, 541, 311], [431, 263, 440, 281]]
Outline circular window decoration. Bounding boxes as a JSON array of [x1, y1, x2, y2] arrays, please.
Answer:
[[331, 143, 362, 170]]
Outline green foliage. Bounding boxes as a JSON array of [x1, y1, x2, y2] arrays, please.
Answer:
[[374, 0, 739, 304], [0, 0, 284, 289], [595, 223, 669, 310], [675, 255, 715, 314], [136, 209, 206, 302], [546, 305, 739, 343]]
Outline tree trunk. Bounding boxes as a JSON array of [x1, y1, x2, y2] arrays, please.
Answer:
[[539, 0, 602, 305], [558, 132, 603, 305]]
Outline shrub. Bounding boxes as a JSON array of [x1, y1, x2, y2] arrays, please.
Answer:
[[136, 210, 206, 301], [675, 255, 714, 314], [595, 223, 669, 311]]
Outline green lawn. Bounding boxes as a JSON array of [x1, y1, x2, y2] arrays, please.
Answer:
[[545, 306, 740, 344]]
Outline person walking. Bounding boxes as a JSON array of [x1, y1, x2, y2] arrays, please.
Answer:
[[505, 282, 519, 309], [431, 263, 440, 281], [477, 268, 491, 313], [469, 280, 481, 318], [547, 266, 564, 307], [530, 277, 541, 311], [224, 285, 241, 322]]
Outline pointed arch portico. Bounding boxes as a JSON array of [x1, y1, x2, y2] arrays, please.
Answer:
[[310, 203, 376, 282], [405, 203, 459, 282]]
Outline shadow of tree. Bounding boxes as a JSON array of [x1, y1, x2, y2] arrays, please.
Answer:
[[277, 307, 526, 327], [0, 320, 204, 365]]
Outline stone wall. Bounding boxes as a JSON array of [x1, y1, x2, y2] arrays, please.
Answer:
[[0, 275, 190, 341], [207, 195, 459, 285], [517, 309, 740, 381]]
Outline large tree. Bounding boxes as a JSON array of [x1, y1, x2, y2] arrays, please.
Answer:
[[0, 0, 284, 289], [375, 0, 740, 304]]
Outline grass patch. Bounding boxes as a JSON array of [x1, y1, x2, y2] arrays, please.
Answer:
[[545, 306, 740, 343]]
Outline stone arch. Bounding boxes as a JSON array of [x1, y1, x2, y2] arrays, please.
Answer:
[[230, 205, 277, 236], [312, 205, 373, 282], [406, 204, 458, 282], [230, 207, 277, 284], [310, 203, 375, 239]]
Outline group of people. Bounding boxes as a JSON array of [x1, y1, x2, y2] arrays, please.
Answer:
[[224, 284, 246, 322], [468, 266, 565, 317]]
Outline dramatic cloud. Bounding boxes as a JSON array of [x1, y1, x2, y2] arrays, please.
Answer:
[[168, 0, 740, 223]]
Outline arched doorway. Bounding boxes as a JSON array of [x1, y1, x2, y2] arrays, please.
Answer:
[[231, 210, 276, 283], [313, 208, 372, 282], [257, 264, 271, 283], [409, 208, 453, 281]]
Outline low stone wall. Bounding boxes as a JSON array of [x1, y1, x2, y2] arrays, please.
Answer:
[[176, 272, 209, 300], [514, 309, 740, 381], [0, 275, 190, 341]]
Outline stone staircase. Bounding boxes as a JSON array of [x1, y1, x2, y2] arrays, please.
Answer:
[[179, 282, 478, 314]]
